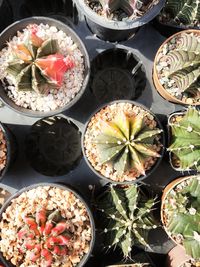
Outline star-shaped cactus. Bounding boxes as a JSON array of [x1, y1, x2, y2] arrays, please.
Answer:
[[94, 110, 162, 176]]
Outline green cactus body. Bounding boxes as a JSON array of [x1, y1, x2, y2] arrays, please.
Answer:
[[94, 110, 162, 177], [161, 0, 200, 27], [163, 176, 200, 260], [168, 108, 200, 171], [165, 33, 200, 98], [97, 185, 158, 258]]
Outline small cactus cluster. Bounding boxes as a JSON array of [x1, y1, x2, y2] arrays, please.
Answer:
[[97, 185, 158, 258], [163, 175, 200, 260], [94, 109, 162, 177], [18, 208, 71, 266], [165, 33, 200, 100], [161, 0, 200, 27], [6, 24, 74, 94], [168, 107, 200, 171]]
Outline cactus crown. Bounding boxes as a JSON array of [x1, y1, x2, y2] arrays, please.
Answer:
[[163, 175, 200, 260], [161, 0, 200, 27], [97, 185, 158, 258], [6, 24, 74, 94], [18, 208, 71, 266], [165, 33, 200, 99], [94, 110, 162, 177], [168, 108, 200, 171]]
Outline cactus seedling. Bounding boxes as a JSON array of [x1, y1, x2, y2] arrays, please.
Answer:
[[97, 185, 158, 258], [162, 175, 200, 260], [6, 24, 74, 94], [18, 208, 71, 266], [168, 107, 200, 171]]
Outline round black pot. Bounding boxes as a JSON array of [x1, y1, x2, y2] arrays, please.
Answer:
[[0, 0, 13, 33], [0, 183, 96, 267], [82, 100, 166, 185], [0, 123, 17, 181], [25, 115, 82, 176], [74, 0, 165, 42], [0, 16, 90, 118]]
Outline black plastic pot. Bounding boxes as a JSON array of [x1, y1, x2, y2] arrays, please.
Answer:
[[0, 123, 17, 181], [0, 183, 96, 267], [82, 100, 165, 185], [74, 0, 165, 42], [26, 115, 82, 176], [0, 0, 13, 33], [0, 16, 90, 118]]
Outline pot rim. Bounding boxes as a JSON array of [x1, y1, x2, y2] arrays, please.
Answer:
[[82, 99, 166, 185], [0, 16, 90, 118], [0, 182, 96, 267]]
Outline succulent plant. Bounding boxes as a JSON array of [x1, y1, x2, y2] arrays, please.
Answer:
[[161, 0, 200, 27], [163, 175, 200, 260], [18, 208, 71, 266], [97, 185, 158, 258], [168, 107, 200, 171], [6, 24, 74, 94], [93, 110, 162, 177], [165, 33, 200, 99]]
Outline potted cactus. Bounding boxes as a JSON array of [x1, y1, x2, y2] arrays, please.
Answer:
[[154, 0, 200, 37], [83, 100, 164, 184], [0, 17, 90, 117], [0, 183, 95, 267], [74, 0, 165, 42], [161, 175, 200, 261], [167, 107, 200, 172], [153, 29, 200, 106], [96, 184, 159, 258]]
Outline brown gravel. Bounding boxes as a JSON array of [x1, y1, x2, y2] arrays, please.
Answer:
[[0, 127, 7, 175]]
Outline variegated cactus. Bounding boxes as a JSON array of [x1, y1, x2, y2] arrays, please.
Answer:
[[163, 176, 200, 260], [165, 33, 200, 99], [6, 24, 74, 94], [97, 185, 158, 258], [162, 0, 200, 27], [168, 107, 200, 171], [94, 110, 162, 177], [18, 208, 71, 266]]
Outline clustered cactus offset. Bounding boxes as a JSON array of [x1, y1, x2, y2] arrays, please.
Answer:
[[6, 24, 74, 94], [18, 208, 71, 266], [97, 185, 158, 258], [163, 175, 200, 260], [165, 33, 200, 100], [94, 109, 162, 177], [161, 0, 200, 27], [168, 107, 200, 171]]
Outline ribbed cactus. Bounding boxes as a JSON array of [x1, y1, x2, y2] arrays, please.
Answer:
[[6, 24, 74, 94], [162, 0, 200, 26], [165, 33, 200, 99], [163, 176, 200, 260], [94, 110, 162, 176], [97, 185, 158, 258], [18, 208, 71, 266], [168, 108, 200, 171]]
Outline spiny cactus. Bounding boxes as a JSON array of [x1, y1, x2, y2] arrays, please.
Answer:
[[18, 208, 71, 266], [162, 0, 200, 27], [97, 185, 158, 258], [94, 110, 162, 176], [165, 33, 200, 99], [163, 175, 200, 260], [168, 107, 200, 171], [6, 24, 74, 94]]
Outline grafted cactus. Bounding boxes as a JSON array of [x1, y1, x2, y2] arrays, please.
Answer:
[[165, 33, 200, 98], [168, 107, 200, 171], [162, 0, 200, 27], [163, 176, 200, 260], [6, 24, 74, 94], [94, 110, 162, 176], [97, 185, 158, 258]]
